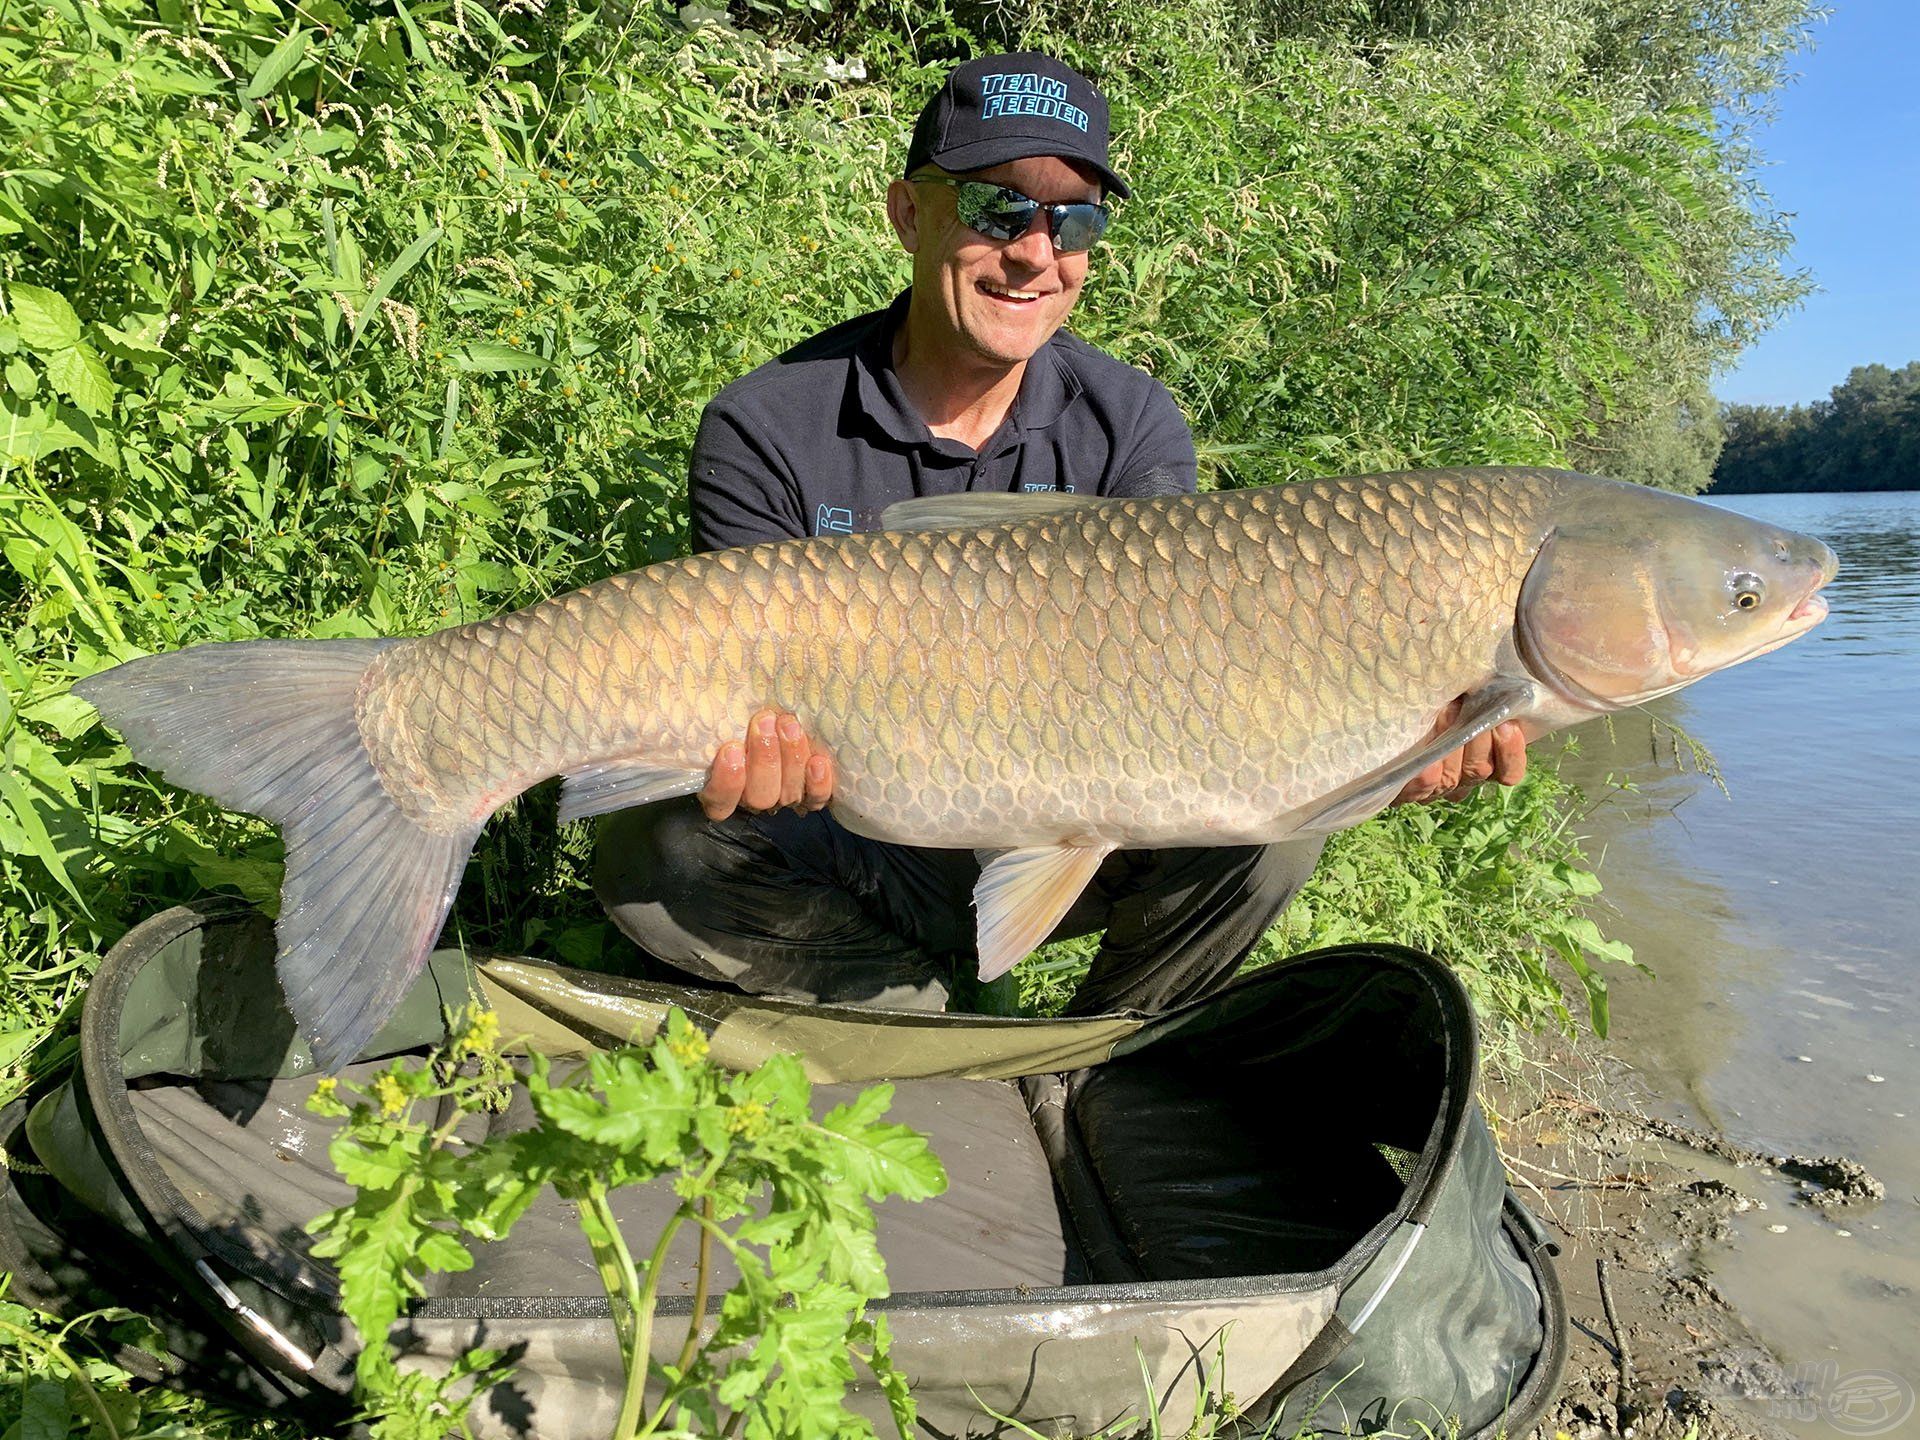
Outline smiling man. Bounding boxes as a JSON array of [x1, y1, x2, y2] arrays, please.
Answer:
[[593, 53, 1526, 1015]]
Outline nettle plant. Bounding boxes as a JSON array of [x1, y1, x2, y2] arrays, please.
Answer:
[[306, 1008, 946, 1440]]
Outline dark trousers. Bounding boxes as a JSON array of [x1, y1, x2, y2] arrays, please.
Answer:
[[592, 798, 1324, 1015]]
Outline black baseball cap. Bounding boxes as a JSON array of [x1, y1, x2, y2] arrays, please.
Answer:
[[904, 52, 1131, 200]]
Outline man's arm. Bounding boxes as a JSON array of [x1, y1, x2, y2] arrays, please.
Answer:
[[1108, 377, 1198, 496], [688, 402, 811, 553]]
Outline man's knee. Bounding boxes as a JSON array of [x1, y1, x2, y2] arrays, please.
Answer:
[[595, 799, 734, 912]]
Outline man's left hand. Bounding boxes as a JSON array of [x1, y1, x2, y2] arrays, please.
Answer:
[[1391, 718, 1528, 807]]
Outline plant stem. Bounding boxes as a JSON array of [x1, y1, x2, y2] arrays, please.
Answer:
[[0, 1316, 122, 1440], [674, 1194, 714, 1376], [610, 1191, 681, 1440]]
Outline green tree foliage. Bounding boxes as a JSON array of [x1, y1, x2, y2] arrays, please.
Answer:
[[1714, 361, 1920, 492], [0, 0, 1815, 1081]]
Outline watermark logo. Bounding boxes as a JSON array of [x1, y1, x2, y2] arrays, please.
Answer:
[[1709, 1352, 1914, 1436], [1825, 1370, 1915, 1436]]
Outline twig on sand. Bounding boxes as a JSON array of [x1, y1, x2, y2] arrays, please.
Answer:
[[1597, 1255, 1638, 1427]]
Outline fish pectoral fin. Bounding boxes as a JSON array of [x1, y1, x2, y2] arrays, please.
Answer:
[[1292, 679, 1537, 837], [973, 843, 1114, 982], [558, 761, 710, 823], [880, 491, 1116, 534]]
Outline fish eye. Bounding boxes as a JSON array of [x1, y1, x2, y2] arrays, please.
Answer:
[[1735, 592, 1761, 610], [1731, 572, 1765, 611]]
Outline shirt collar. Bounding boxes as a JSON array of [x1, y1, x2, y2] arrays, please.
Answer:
[[849, 291, 1083, 455]]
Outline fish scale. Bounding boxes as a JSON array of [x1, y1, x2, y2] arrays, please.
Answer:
[[354, 469, 1556, 848]]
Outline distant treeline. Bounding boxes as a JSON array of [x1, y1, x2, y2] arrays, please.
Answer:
[[1714, 362, 1920, 493]]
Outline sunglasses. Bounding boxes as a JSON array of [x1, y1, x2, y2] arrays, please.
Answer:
[[913, 176, 1111, 254]]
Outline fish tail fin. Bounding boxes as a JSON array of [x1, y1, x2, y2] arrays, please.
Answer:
[[75, 640, 478, 1071]]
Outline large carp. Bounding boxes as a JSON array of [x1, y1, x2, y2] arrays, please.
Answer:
[[78, 468, 1836, 1068]]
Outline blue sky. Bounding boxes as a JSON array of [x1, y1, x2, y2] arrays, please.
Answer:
[[1716, 1, 1920, 407]]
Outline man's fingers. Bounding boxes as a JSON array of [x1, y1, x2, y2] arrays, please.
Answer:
[[1492, 721, 1528, 785], [1393, 756, 1448, 806], [801, 750, 834, 813], [1460, 731, 1495, 786], [777, 714, 809, 809], [698, 741, 746, 821], [740, 710, 783, 812]]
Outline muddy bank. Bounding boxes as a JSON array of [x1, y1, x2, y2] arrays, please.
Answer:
[[1498, 1039, 1890, 1440]]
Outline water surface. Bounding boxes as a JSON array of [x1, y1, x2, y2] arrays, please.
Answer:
[[1556, 490, 1919, 1435]]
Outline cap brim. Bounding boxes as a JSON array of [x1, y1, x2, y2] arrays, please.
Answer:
[[923, 136, 1131, 200]]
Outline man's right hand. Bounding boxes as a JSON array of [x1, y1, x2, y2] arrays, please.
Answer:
[[699, 708, 835, 821]]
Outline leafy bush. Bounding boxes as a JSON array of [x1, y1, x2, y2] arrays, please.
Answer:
[[0, 0, 1810, 1081], [308, 1008, 942, 1440]]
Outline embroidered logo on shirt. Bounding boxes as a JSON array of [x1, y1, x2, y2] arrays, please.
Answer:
[[814, 504, 855, 535], [979, 73, 1090, 132], [1022, 482, 1076, 493]]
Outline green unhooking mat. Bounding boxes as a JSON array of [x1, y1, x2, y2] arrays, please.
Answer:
[[0, 899, 1566, 1437]]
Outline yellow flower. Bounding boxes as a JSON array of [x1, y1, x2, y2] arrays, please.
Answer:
[[373, 1073, 407, 1118], [455, 1009, 500, 1057], [666, 1027, 709, 1066], [314, 1077, 339, 1101], [726, 1099, 769, 1139]]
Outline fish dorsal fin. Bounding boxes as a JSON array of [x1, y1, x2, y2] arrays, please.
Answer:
[[559, 761, 708, 824], [1290, 679, 1539, 837], [880, 491, 1115, 534], [972, 842, 1115, 981]]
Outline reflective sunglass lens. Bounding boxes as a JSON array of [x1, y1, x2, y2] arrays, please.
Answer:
[[1051, 206, 1108, 253], [946, 180, 1110, 252]]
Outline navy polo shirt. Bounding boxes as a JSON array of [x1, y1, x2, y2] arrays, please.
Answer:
[[688, 292, 1197, 552]]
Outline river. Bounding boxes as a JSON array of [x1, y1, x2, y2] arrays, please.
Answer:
[[1554, 489, 1919, 1436]]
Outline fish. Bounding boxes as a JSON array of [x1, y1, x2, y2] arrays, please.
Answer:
[[75, 467, 1837, 1070]]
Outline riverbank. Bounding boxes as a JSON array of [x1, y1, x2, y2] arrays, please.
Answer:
[[1501, 1034, 1892, 1440]]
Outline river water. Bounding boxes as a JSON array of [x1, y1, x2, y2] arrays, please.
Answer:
[[1554, 489, 1919, 1436]]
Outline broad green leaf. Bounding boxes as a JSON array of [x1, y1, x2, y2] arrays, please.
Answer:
[[331, 1137, 415, 1191], [349, 224, 444, 352], [453, 342, 550, 373], [44, 341, 113, 416], [203, 392, 302, 423], [18, 1377, 69, 1440], [460, 560, 515, 593], [244, 26, 308, 99], [416, 1230, 474, 1273], [19, 690, 104, 739], [8, 285, 80, 351]]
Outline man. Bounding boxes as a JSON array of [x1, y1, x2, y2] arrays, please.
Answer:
[[594, 53, 1526, 1014]]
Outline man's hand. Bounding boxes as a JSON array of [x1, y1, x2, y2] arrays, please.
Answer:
[[1391, 706, 1528, 807], [699, 708, 835, 822]]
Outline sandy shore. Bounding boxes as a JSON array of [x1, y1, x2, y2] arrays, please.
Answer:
[[1498, 1038, 1888, 1440]]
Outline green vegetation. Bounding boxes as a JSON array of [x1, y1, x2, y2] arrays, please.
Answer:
[[308, 1007, 941, 1439], [0, 0, 1816, 1429], [1714, 360, 1920, 492]]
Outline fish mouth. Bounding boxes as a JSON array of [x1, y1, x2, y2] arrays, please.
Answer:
[[1745, 574, 1833, 659]]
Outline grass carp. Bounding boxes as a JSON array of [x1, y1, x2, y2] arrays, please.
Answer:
[[76, 467, 1837, 1069]]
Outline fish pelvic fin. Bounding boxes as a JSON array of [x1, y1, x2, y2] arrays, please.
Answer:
[[558, 760, 709, 824], [1291, 678, 1537, 837], [75, 640, 477, 1073], [973, 842, 1114, 982]]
